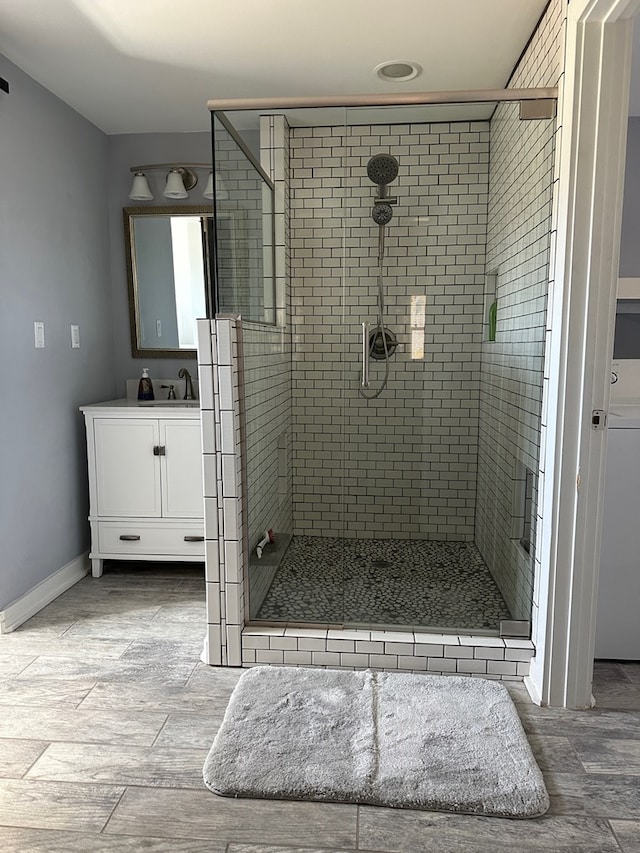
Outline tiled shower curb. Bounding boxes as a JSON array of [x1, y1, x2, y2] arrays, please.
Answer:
[[242, 627, 533, 678]]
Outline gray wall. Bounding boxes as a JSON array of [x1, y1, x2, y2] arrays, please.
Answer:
[[619, 117, 640, 277], [0, 54, 115, 609], [0, 60, 259, 610]]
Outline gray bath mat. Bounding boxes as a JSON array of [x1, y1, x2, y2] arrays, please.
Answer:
[[203, 666, 549, 818]]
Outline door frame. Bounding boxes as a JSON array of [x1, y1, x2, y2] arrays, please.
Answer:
[[529, 0, 640, 708]]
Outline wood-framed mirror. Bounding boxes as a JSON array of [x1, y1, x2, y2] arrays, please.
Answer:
[[124, 205, 213, 358]]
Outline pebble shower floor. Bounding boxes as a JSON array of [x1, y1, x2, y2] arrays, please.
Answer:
[[256, 536, 512, 631]]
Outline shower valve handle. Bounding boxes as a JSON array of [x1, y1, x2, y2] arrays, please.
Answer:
[[362, 321, 370, 388]]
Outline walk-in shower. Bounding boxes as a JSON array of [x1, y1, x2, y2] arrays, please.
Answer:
[[208, 86, 557, 640]]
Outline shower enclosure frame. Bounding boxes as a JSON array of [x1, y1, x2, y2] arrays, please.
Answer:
[[202, 83, 559, 680], [207, 87, 558, 112]]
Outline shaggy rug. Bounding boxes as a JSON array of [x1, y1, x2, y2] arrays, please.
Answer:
[[202, 666, 549, 818]]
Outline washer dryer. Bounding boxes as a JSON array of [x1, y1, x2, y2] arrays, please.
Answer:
[[595, 404, 640, 659]]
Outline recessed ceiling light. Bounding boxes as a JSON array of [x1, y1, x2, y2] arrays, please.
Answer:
[[374, 61, 422, 82]]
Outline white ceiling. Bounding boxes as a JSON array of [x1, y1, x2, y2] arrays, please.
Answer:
[[0, 0, 552, 134]]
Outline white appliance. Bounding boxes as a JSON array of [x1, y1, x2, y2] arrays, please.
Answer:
[[611, 277, 640, 402], [595, 403, 640, 659]]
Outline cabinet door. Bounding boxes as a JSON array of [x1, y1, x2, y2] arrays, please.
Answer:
[[94, 418, 161, 517], [159, 419, 204, 518]]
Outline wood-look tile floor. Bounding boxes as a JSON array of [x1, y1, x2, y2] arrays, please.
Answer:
[[1, 563, 640, 852]]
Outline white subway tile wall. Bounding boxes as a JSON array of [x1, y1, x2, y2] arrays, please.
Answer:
[[203, 117, 293, 666], [475, 0, 565, 622], [243, 117, 293, 615], [289, 119, 489, 540], [242, 322, 293, 613], [215, 317, 244, 665], [198, 317, 222, 665]]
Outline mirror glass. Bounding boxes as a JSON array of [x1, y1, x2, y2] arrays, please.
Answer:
[[124, 205, 212, 358]]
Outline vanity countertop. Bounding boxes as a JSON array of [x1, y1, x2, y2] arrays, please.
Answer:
[[80, 398, 200, 414]]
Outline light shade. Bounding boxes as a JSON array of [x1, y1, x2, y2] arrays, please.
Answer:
[[163, 168, 188, 199], [129, 171, 153, 201], [203, 172, 214, 199], [203, 171, 229, 201]]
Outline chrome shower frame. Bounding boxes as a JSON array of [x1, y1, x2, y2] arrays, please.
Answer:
[[207, 88, 557, 112]]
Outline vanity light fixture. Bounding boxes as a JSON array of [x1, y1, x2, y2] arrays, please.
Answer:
[[127, 163, 213, 201]]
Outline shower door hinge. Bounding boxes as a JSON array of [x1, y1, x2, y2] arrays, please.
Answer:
[[519, 99, 556, 120], [499, 620, 531, 639]]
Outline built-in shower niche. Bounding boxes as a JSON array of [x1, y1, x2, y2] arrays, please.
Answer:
[[512, 463, 537, 557]]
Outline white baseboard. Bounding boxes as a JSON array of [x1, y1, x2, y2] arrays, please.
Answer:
[[523, 673, 543, 706], [0, 552, 89, 634]]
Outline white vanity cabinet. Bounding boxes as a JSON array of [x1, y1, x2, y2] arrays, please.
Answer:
[[80, 401, 204, 577]]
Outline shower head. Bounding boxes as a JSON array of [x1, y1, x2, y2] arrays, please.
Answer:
[[372, 203, 393, 225], [367, 154, 399, 186]]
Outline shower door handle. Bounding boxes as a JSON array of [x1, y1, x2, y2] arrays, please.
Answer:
[[361, 321, 370, 388]]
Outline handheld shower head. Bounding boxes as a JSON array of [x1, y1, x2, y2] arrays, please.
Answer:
[[367, 154, 399, 186], [372, 203, 393, 225]]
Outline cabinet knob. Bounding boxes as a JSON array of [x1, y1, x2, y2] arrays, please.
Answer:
[[153, 445, 166, 456], [184, 535, 204, 542], [119, 534, 141, 541]]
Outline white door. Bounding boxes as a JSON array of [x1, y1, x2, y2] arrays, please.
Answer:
[[159, 419, 204, 518], [94, 418, 162, 517]]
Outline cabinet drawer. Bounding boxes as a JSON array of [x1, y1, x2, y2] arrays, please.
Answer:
[[96, 522, 205, 557]]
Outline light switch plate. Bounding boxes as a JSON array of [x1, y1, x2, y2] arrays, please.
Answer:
[[71, 324, 80, 348], [34, 321, 45, 348]]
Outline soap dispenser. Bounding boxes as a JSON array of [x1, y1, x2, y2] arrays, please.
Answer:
[[137, 367, 155, 401]]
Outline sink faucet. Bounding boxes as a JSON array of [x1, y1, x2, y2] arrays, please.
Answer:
[[178, 367, 196, 400]]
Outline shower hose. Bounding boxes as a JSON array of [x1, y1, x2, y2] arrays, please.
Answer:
[[359, 223, 390, 400]]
